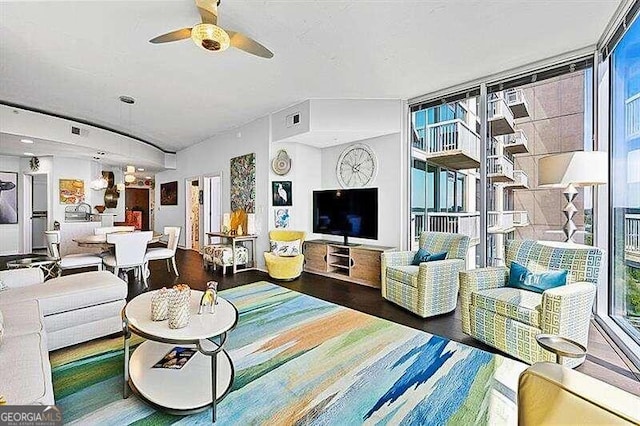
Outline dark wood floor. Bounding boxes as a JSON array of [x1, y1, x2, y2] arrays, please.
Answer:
[[3, 248, 639, 395]]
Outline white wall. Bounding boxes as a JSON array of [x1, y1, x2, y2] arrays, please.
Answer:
[[154, 116, 271, 266], [268, 142, 322, 237], [320, 132, 403, 248], [0, 155, 22, 254]]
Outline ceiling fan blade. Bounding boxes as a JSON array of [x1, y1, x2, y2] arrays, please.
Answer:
[[149, 28, 193, 44], [227, 30, 274, 58], [196, 0, 218, 24]]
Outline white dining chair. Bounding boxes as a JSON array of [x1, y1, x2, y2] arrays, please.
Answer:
[[94, 226, 136, 235], [45, 230, 103, 272], [145, 226, 181, 276], [102, 231, 153, 288]]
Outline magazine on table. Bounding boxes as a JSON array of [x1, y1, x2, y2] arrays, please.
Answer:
[[152, 346, 196, 369]]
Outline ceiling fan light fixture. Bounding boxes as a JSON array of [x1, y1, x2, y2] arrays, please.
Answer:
[[191, 23, 230, 52]]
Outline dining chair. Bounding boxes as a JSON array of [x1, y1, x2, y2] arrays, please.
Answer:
[[94, 226, 136, 235], [145, 226, 181, 276], [44, 230, 103, 272], [102, 231, 153, 288]]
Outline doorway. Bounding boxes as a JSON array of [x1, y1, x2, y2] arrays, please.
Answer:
[[31, 174, 48, 251], [184, 178, 201, 251], [203, 175, 222, 245], [125, 188, 150, 230]]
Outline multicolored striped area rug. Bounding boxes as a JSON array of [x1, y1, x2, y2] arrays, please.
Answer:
[[50, 281, 526, 425]]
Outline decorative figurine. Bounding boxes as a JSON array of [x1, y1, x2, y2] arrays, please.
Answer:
[[168, 284, 191, 329], [198, 281, 219, 314]]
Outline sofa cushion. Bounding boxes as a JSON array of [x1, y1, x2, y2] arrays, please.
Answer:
[[0, 300, 44, 338], [386, 265, 419, 288], [0, 332, 54, 405], [472, 287, 542, 328], [0, 271, 127, 316]]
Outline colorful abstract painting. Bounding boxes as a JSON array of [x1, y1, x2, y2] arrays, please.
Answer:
[[51, 282, 526, 425], [59, 179, 85, 204], [274, 207, 290, 228], [230, 153, 256, 213]]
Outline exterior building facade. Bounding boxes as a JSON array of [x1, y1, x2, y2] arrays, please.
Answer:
[[410, 71, 590, 267]]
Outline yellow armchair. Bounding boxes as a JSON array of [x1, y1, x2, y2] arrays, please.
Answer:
[[264, 230, 306, 280]]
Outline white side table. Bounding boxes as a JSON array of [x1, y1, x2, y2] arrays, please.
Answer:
[[122, 290, 238, 422]]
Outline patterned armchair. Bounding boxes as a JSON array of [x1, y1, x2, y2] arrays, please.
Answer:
[[381, 232, 470, 318], [460, 240, 603, 368]]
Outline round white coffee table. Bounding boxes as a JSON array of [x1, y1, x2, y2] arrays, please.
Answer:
[[122, 290, 238, 422]]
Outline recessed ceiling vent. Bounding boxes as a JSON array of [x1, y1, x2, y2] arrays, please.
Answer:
[[285, 112, 300, 128], [71, 126, 88, 137]]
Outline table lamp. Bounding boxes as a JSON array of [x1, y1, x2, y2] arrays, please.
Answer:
[[538, 151, 607, 243]]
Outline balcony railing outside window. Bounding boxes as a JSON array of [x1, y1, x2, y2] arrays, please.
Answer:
[[626, 214, 640, 254], [503, 130, 529, 152], [415, 119, 480, 158], [512, 170, 528, 187], [411, 211, 479, 248], [626, 93, 640, 139], [504, 89, 523, 104], [488, 211, 514, 230], [487, 155, 514, 180], [511, 211, 529, 226], [488, 97, 514, 123]]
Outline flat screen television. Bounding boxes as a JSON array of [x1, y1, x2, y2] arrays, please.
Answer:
[[312, 188, 378, 245]]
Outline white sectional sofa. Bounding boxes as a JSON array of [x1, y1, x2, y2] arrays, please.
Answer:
[[0, 269, 127, 405]]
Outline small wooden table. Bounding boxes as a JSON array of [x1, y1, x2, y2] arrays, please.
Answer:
[[206, 233, 258, 273]]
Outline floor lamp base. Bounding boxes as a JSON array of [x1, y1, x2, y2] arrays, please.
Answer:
[[563, 183, 579, 243]]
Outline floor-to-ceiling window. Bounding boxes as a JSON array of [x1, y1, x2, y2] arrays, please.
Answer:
[[410, 60, 595, 269], [610, 13, 640, 344], [484, 66, 594, 266], [410, 96, 480, 261]]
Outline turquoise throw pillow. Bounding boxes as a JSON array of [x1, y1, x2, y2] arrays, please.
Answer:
[[507, 262, 568, 293], [411, 249, 447, 265]]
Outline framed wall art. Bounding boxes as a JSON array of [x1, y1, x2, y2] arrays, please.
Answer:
[[160, 181, 178, 205], [59, 179, 85, 204], [230, 153, 256, 213], [0, 171, 18, 224], [272, 181, 292, 206]]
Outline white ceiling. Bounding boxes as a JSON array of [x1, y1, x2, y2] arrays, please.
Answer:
[[0, 132, 163, 175], [0, 0, 621, 152]]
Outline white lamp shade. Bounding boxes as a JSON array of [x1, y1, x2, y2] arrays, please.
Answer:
[[126, 165, 136, 174], [538, 151, 608, 188]]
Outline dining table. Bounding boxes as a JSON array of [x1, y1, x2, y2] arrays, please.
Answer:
[[73, 231, 164, 251]]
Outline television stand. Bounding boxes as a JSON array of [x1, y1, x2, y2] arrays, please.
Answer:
[[341, 235, 360, 247], [303, 239, 396, 288]]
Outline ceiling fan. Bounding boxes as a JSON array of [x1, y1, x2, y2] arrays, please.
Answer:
[[149, 0, 273, 58]]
